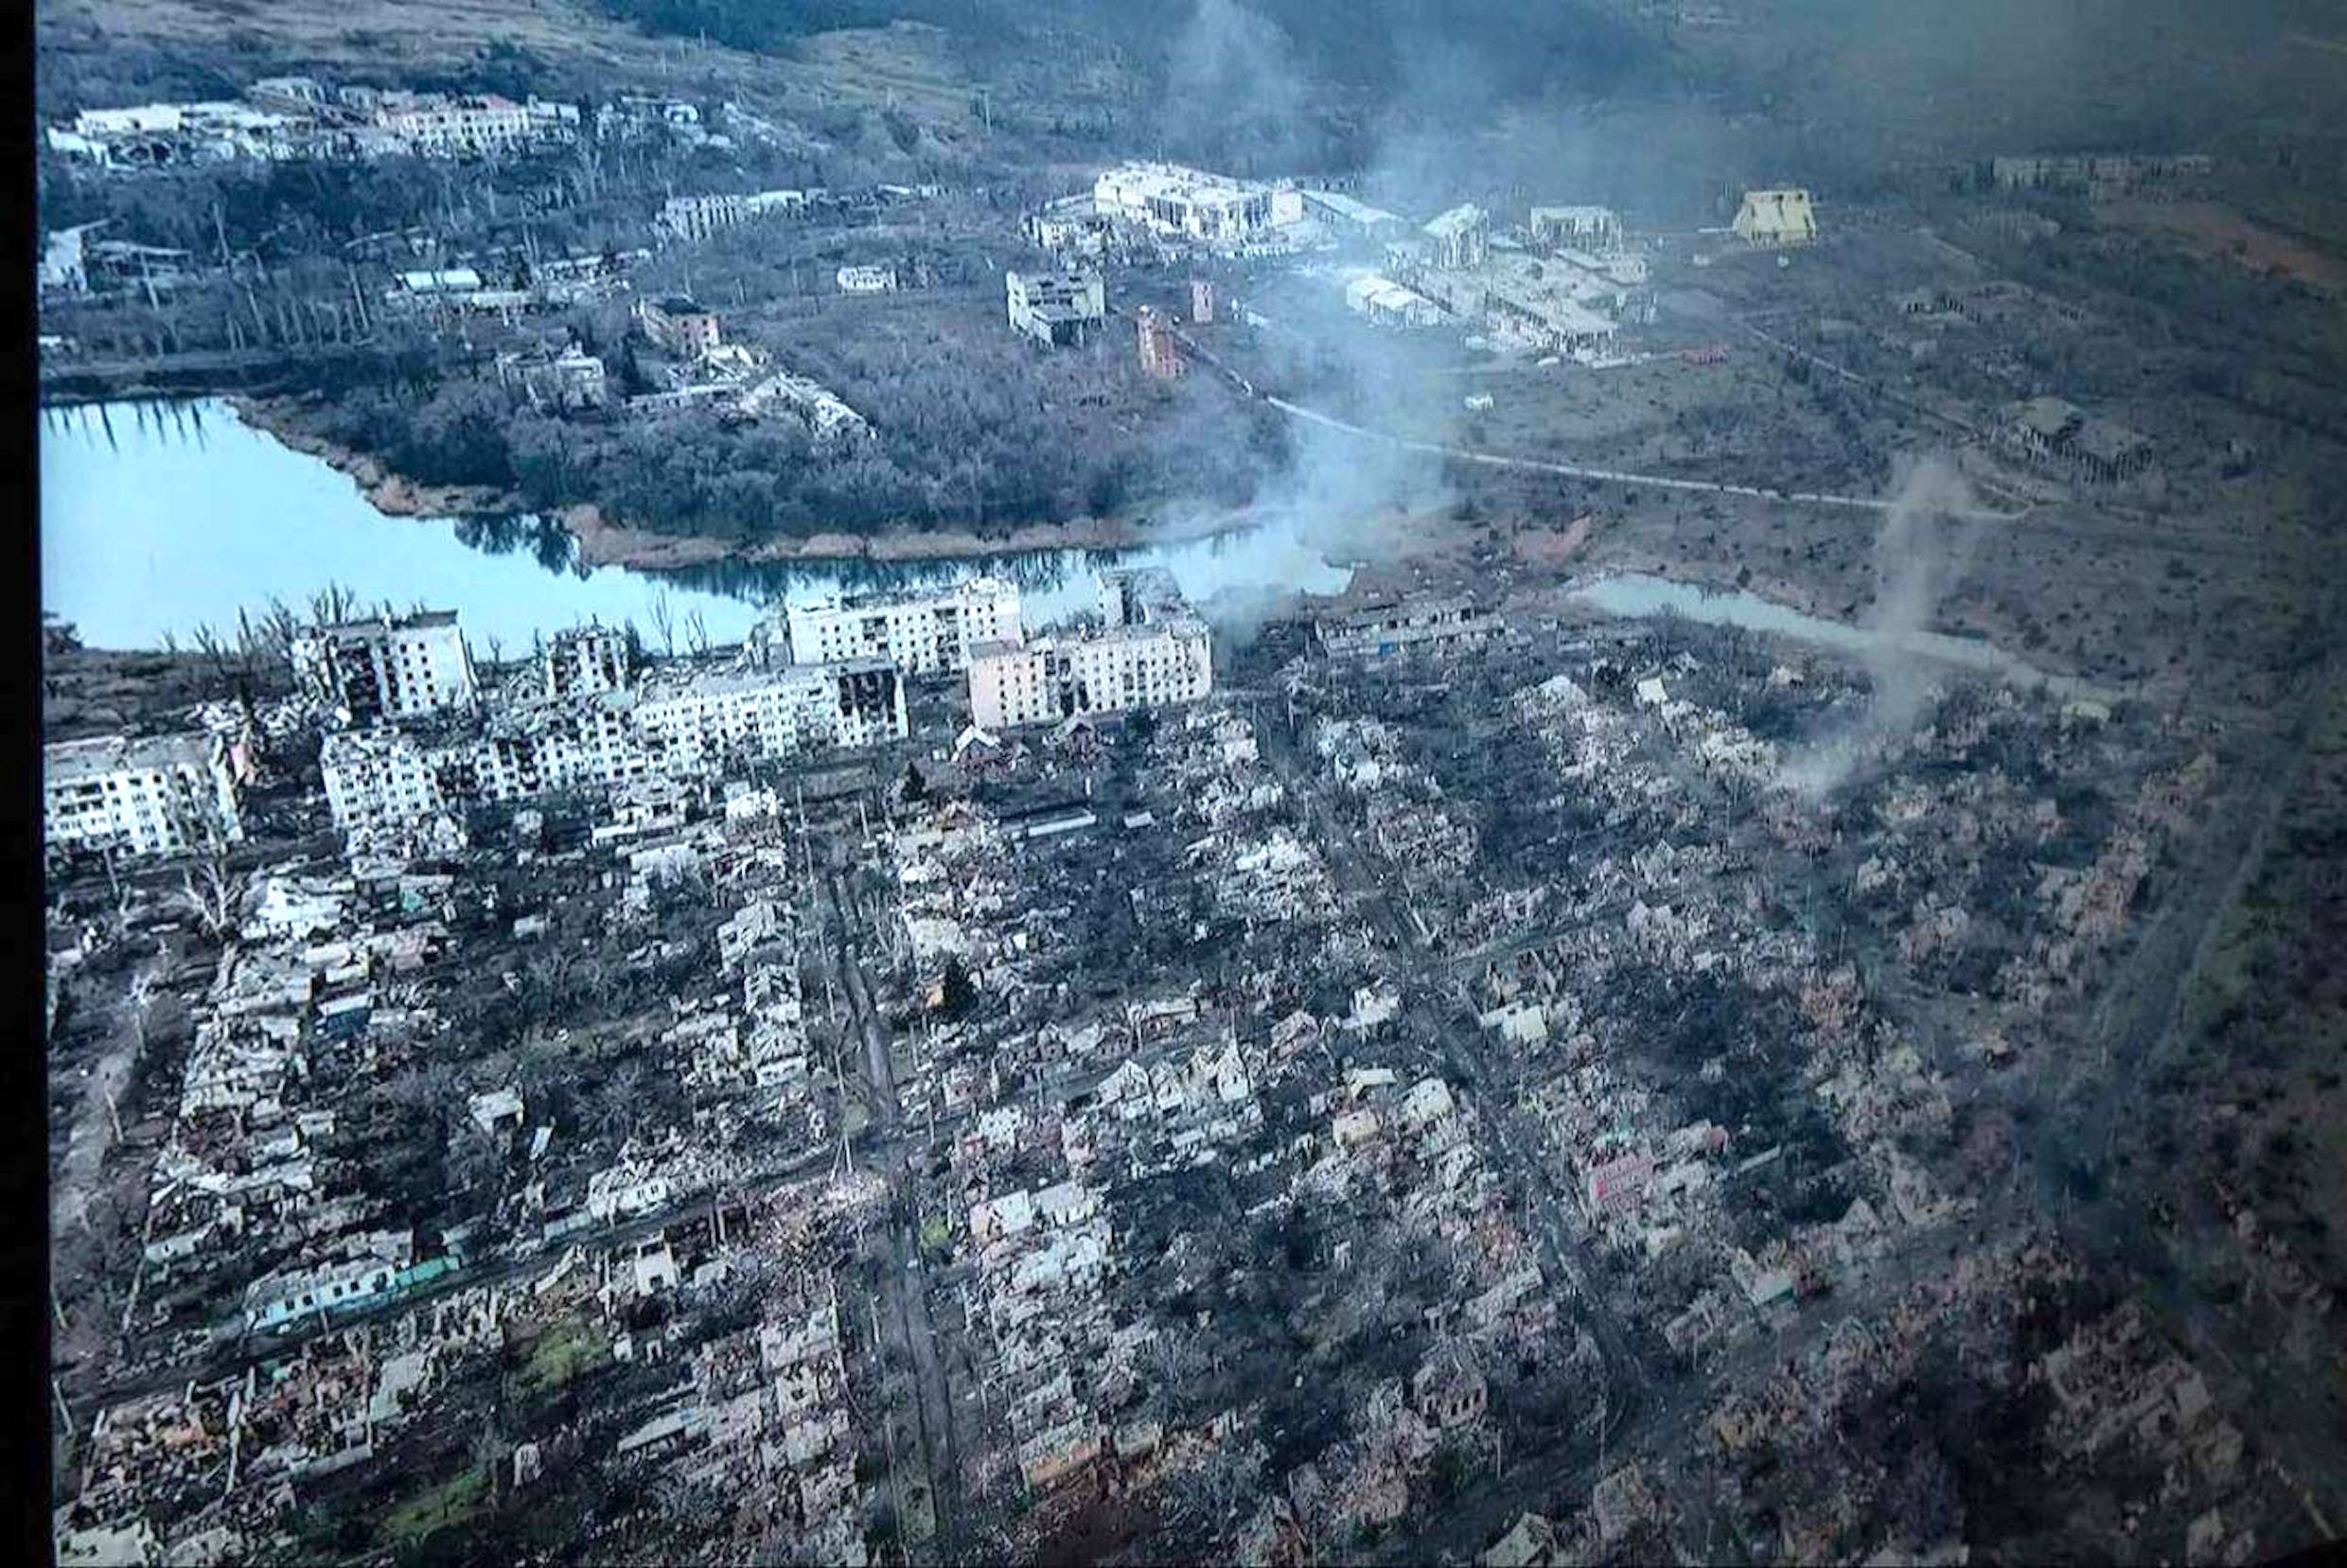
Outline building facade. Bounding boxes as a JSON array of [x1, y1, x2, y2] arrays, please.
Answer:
[[291, 611, 478, 727], [372, 94, 536, 158], [1423, 204, 1491, 270], [1998, 397, 2153, 485], [1092, 162, 1276, 243], [496, 344, 608, 411], [320, 661, 907, 836], [785, 576, 1022, 677], [637, 295, 722, 357], [1136, 307, 1186, 378], [45, 731, 245, 860], [1529, 205, 1622, 254], [1732, 188, 1817, 247], [1005, 269, 1104, 347], [544, 626, 634, 699], [1315, 595, 1505, 660], [966, 571, 1212, 729]]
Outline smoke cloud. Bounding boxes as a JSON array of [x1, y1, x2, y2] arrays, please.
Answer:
[[1780, 453, 1982, 798], [1158, 0, 1311, 176]]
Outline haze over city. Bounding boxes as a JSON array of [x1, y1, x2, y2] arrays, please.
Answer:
[[35, 1, 2347, 1563]]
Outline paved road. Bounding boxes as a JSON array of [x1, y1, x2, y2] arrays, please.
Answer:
[[53, 949, 169, 1238], [822, 872, 965, 1564], [1264, 395, 2021, 521], [1161, 312, 2013, 523]]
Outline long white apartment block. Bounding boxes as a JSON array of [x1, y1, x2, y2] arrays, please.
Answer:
[[784, 575, 1022, 677], [291, 610, 477, 727], [966, 569, 1211, 730], [45, 730, 244, 860], [320, 658, 906, 836]]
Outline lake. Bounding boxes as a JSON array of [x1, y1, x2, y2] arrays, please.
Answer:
[[40, 398, 1353, 653]]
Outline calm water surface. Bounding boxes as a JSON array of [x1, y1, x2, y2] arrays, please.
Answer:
[[41, 399, 1351, 652]]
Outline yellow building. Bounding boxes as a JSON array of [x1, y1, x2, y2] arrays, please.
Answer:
[[1733, 187, 1818, 247]]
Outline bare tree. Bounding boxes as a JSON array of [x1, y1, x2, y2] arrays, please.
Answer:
[[649, 590, 677, 658], [189, 622, 231, 685], [169, 789, 243, 939]]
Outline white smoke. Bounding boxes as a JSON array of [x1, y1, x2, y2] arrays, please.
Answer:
[[1159, 0, 1310, 174], [1781, 453, 1982, 798]]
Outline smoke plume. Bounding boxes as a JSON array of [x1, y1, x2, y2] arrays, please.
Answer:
[[1780, 453, 1982, 798]]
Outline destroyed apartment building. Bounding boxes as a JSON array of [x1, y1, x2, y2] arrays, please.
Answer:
[[1005, 268, 1105, 347], [291, 610, 479, 728], [316, 612, 907, 843], [1374, 201, 1648, 358], [44, 729, 247, 862], [635, 294, 723, 358], [654, 187, 809, 244], [1135, 306, 1186, 379], [1732, 186, 1819, 246], [965, 570, 1213, 730], [44, 78, 581, 170], [494, 342, 609, 412], [626, 298, 867, 437], [1529, 204, 1625, 254], [1315, 593, 1506, 660], [1090, 160, 1299, 245], [1997, 396, 2155, 486], [776, 574, 1023, 677]]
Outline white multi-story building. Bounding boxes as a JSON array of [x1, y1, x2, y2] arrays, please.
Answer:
[[784, 576, 1022, 677], [631, 660, 906, 770], [656, 188, 807, 243], [319, 660, 907, 835], [291, 611, 477, 727], [1528, 205, 1623, 254], [1092, 162, 1278, 244], [1422, 203, 1491, 270], [544, 625, 634, 699], [371, 93, 538, 158], [45, 731, 244, 860], [319, 727, 449, 837], [1005, 269, 1104, 347], [966, 570, 1211, 729]]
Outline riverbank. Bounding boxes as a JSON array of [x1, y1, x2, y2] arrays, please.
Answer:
[[232, 395, 1262, 572], [560, 501, 1260, 572], [232, 396, 522, 520]]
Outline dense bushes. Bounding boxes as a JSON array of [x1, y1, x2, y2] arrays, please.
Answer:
[[310, 335, 1289, 540]]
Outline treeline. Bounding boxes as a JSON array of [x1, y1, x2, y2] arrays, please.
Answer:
[[596, 0, 1660, 105], [591, 0, 988, 53], [306, 349, 1291, 538]]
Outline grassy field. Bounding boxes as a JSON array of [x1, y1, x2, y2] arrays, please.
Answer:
[[379, 1462, 489, 1545], [507, 1314, 612, 1402], [2166, 676, 2347, 1286]]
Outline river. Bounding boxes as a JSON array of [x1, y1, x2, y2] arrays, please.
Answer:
[[40, 398, 1352, 653]]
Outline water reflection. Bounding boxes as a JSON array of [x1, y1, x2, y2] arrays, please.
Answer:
[[42, 398, 1352, 652]]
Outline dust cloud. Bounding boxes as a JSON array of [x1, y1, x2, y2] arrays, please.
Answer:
[[1780, 454, 1983, 798]]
